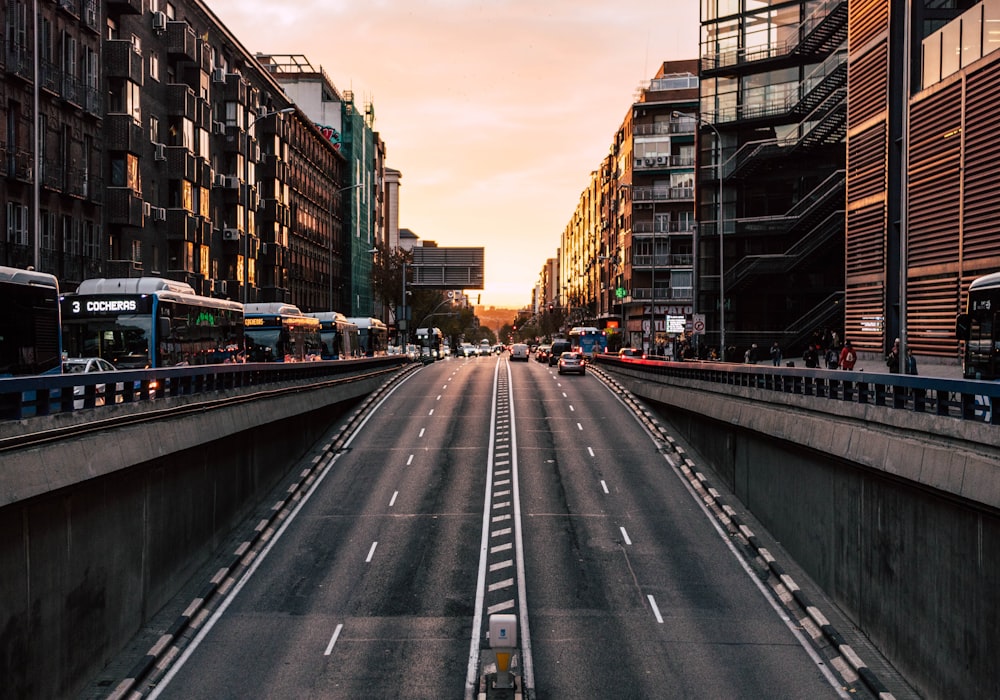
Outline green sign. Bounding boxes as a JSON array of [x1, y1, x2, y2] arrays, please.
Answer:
[[615, 287, 627, 299]]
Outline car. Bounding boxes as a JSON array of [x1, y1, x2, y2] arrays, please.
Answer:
[[459, 343, 477, 358], [510, 343, 530, 361], [62, 357, 123, 407], [618, 347, 641, 359], [548, 340, 572, 366], [557, 351, 586, 375]]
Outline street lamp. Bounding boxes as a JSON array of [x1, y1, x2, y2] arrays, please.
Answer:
[[244, 107, 295, 304], [329, 182, 365, 310], [674, 110, 724, 358]]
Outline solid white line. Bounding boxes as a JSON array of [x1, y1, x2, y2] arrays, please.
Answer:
[[324, 623, 343, 656], [600, 480, 609, 494], [620, 527, 632, 545], [648, 595, 664, 623], [389, 491, 398, 507], [366, 541, 378, 563]]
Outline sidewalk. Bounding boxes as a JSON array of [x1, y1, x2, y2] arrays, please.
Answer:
[[837, 354, 963, 379]]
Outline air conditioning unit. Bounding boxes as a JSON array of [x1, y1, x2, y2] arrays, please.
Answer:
[[153, 143, 166, 161], [211, 68, 226, 83], [656, 156, 667, 165], [634, 158, 644, 168], [644, 158, 655, 166], [151, 11, 167, 31], [214, 173, 226, 187], [222, 228, 240, 241], [153, 207, 166, 221], [212, 120, 226, 135], [224, 175, 239, 189], [143, 201, 152, 217]]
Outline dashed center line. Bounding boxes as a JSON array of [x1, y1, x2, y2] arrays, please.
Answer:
[[419, 428, 426, 438], [324, 623, 343, 656], [648, 595, 664, 623], [600, 480, 609, 494], [407, 454, 414, 465], [587, 446, 595, 458], [620, 527, 632, 545], [389, 491, 398, 507], [365, 542, 378, 563]]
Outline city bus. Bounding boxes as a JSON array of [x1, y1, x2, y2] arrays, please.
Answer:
[[415, 326, 443, 359], [305, 311, 360, 359], [568, 326, 608, 359], [347, 317, 388, 357], [957, 271, 1000, 379], [0, 266, 62, 376], [244, 303, 323, 362], [61, 277, 244, 368]]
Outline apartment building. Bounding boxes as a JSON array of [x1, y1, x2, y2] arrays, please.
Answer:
[[1, 2, 359, 315]]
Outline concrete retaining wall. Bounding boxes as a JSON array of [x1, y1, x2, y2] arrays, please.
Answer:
[[0, 374, 383, 699], [604, 366, 1000, 700]]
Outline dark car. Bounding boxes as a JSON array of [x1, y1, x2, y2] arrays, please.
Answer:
[[536, 344, 551, 363], [548, 340, 572, 366], [557, 351, 586, 375]]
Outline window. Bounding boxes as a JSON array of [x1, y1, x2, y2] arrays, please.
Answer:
[[40, 211, 55, 251], [110, 153, 140, 189], [131, 239, 142, 263], [62, 215, 77, 254], [150, 51, 159, 82], [7, 203, 28, 245], [83, 221, 101, 259]]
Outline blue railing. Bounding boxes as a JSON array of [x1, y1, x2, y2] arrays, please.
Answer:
[[594, 355, 1000, 425], [0, 356, 410, 421]]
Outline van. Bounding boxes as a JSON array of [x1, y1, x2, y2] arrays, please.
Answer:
[[510, 343, 529, 361], [548, 339, 572, 366]]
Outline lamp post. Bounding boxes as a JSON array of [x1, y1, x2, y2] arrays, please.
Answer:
[[244, 107, 295, 304], [329, 182, 365, 310], [675, 110, 724, 358]]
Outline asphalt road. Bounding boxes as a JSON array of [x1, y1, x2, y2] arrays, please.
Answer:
[[139, 354, 850, 699]]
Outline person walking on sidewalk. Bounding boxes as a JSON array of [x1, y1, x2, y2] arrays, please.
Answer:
[[839, 340, 857, 370]]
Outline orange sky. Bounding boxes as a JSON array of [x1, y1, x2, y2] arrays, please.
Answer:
[[209, 0, 701, 308]]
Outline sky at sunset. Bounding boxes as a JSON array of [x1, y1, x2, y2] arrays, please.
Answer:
[[208, 0, 701, 309]]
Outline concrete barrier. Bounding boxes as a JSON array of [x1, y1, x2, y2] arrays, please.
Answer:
[[0, 371, 391, 699], [602, 364, 1000, 700]]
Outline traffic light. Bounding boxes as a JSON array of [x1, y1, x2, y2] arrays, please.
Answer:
[[547, 303, 554, 313]]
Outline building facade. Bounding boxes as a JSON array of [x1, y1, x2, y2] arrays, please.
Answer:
[[699, 0, 847, 360]]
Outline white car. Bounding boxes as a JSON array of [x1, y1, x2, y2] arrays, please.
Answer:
[[62, 357, 122, 407], [459, 343, 477, 358]]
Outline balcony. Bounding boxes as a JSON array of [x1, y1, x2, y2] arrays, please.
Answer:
[[630, 186, 694, 203], [106, 188, 144, 227], [631, 253, 694, 270], [165, 21, 198, 62], [166, 83, 197, 120], [166, 146, 198, 182], [630, 287, 693, 302], [631, 221, 696, 237], [106, 114, 143, 154], [105, 40, 144, 82], [166, 209, 199, 243], [632, 154, 695, 171]]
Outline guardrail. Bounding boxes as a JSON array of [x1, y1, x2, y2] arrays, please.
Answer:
[[0, 356, 410, 421], [593, 355, 1000, 425]]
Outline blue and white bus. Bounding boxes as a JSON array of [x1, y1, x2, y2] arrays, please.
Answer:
[[568, 326, 607, 359], [0, 266, 62, 376], [347, 317, 388, 357], [61, 277, 244, 368], [306, 311, 360, 359], [245, 303, 323, 362]]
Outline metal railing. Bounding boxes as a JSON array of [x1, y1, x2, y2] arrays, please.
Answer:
[[594, 355, 1000, 425]]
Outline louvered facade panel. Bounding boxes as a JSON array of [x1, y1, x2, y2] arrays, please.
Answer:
[[963, 60, 1000, 260], [848, 43, 888, 127], [847, 123, 885, 203], [848, 0, 889, 51], [844, 282, 885, 352], [908, 84, 961, 268], [907, 275, 960, 355], [847, 204, 885, 277]]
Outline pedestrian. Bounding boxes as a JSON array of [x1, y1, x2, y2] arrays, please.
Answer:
[[905, 347, 918, 375], [744, 343, 758, 364], [838, 340, 857, 370], [825, 346, 839, 369], [803, 344, 819, 368], [886, 338, 901, 373], [769, 341, 782, 366]]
